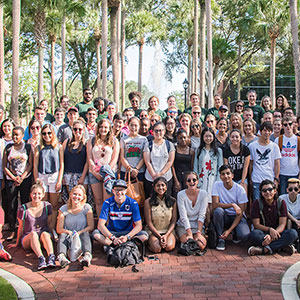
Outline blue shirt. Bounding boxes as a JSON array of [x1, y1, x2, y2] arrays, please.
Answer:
[[99, 195, 141, 232]]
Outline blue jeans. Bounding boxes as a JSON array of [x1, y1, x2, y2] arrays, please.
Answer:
[[279, 174, 299, 196], [252, 182, 261, 201], [213, 207, 250, 241], [249, 229, 298, 253]]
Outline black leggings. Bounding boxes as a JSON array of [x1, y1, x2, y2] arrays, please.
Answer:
[[6, 175, 32, 231]]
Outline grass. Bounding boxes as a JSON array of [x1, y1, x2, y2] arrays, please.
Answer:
[[0, 277, 18, 300]]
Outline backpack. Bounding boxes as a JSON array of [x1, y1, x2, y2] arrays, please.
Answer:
[[178, 238, 206, 256], [5, 143, 32, 158], [207, 221, 218, 249], [106, 238, 144, 268], [258, 198, 283, 226], [278, 135, 300, 153], [148, 139, 171, 153]]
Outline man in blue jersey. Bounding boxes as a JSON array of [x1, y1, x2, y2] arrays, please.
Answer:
[[93, 180, 148, 247]]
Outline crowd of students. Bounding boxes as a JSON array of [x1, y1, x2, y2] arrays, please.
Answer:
[[0, 88, 300, 270]]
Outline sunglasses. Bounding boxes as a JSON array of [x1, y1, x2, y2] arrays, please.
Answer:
[[283, 122, 293, 127], [236, 105, 243, 108], [151, 119, 159, 123], [193, 111, 201, 114], [84, 92, 92, 95], [168, 110, 177, 114], [42, 131, 52, 136], [31, 126, 40, 130], [191, 125, 200, 129], [261, 187, 274, 193], [73, 128, 83, 132], [187, 178, 197, 183], [206, 120, 214, 123], [154, 129, 163, 133], [288, 187, 299, 192]]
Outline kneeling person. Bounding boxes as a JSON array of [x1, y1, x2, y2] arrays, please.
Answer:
[[93, 180, 148, 248], [212, 165, 250, 251]]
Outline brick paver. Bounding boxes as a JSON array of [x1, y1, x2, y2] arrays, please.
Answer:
[[0, 242, 298, 299]]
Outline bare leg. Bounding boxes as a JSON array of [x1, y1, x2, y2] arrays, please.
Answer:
[[148, 235, 161, 253], [165, 233, 176, 252], [48, 193, 60, 230], [193, 232, 207, 251], [91, 182, 103, 217], [40, 232, 54, 256], [22, 232, 43, 258]]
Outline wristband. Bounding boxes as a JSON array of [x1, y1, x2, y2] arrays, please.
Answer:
[[110, 234, 116, 241], [274, 178, 279, 182], [127, 234, 131, 240]]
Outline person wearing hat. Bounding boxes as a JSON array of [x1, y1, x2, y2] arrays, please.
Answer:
[[93, 179, 148, 247], [218, 105, 229, 120], [57, 107, 89, 143]]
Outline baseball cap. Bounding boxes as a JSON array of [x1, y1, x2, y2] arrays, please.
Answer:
[[67, 106, 78, 113], [113, 179, 127, 189]]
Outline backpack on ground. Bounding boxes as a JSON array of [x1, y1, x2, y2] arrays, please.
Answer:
[[178, 238, 206, 256], [207, 221, 218, 249]]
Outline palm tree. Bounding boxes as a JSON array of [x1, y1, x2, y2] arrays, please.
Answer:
[[289, 0, 300, 114], [101, 0, 108, 99], [61, 15, 66, 95], [10, 0, 20, 122], [199, 0, 206, 107], [137, 37, 144, 93], [120, 1, 126, 110], [192, 0, 199, 94], [187, 38, 193, 98], [49, 33, 56, 113], [94, 27, 102, 97], [0, 4, 4, 106]]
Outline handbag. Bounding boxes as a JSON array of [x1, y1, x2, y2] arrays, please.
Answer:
[[125, 171, 145, 207]]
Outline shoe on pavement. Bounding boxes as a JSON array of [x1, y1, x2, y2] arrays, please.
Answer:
[[216, 239, 225, 251], [248, 246, 263, 256], [79, 252, 92, 267], [0, 248, 12, 261], [281, 244, 296, 255], [38, 256, 47, 270], [58, 253, 70, 269], [47, 254, 56, 268]]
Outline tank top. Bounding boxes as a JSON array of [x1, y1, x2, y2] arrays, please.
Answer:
[[38, 145, 60, 174], [174, 148, 193, 184], [92, 141, 114, 171], [64, 142, 86, 173]]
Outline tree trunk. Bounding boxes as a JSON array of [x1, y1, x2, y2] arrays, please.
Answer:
[[192, 0, 199, 94], [11, 0, 20, 123], [38, 46, 44, 102], [0, 5, 4, 106], [61, 15, 66, 95], [120, 6, 126, 110], [206, 0, 213, 108], [237, 40, 242, 101], [50, 35, 56, 114], [187, 39, 193, 99], [110, 5, 120, 110], [94, 28, 101, 97], [199, 0, 206, 107], [101, 0, 108, 99], [138, 38, 144, 93], [213, 62, 219, 95], [270, 37, 276, 109], [289, 0, 300, 115]]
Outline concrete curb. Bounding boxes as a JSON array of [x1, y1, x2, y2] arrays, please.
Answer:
[[0, 268, 35, 300], [282, 261, 300, 300]]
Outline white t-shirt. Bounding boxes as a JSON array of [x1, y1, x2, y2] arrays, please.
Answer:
[[279, 194, 300, 220], [211, 181, 248, 215], [275, 135, 299, 176], [249, 140, 281, 183], [144, 140, 175, 182]]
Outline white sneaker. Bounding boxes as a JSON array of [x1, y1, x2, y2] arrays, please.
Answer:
[[58, 253, 70, 269], [79, 252, 92, 267]]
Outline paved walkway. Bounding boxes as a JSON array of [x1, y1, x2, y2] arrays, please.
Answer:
[[0, 242, 299, 300]]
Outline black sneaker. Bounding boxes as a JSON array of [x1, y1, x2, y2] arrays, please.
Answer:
[[216, 239, 225, 251], [38, 256, 47, 270], [47, 254, 56, 268]]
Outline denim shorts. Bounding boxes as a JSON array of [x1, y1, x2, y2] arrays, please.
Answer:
[[88, 172, 101, 184]]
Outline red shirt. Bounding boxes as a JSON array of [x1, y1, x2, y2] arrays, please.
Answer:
[[0, 207, 4, 239]]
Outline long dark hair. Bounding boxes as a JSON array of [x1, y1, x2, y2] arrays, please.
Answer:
[[199, 127, 218, 156], [149, 177, 175, 208], [229, 129, 244, 163]]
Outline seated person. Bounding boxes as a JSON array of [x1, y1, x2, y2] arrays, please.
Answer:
[[144, 177, 177, 253], [279, 178, 300, 231], [248, 179, 298, 255], [0, 206, 12, 261], [212, 165, 250, 251], [93, 180, 148, 248]]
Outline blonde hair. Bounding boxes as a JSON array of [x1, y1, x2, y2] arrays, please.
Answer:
[[67, 185, 87, 210], [40, 124, 58, 149], [30, 179, 45, 196], [95, 119, 114, 147], [190, 118, 202, 137], [230, 113, 243, 131], [243, 119, 257, 134]]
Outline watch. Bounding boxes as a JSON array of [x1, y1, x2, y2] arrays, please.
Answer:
[[126, 234, 131, 240]]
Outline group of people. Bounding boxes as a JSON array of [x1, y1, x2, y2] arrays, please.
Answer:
[[0, 88, 299, 270]]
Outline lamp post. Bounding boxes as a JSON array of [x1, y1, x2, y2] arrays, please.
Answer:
[[183, 78, 189, 110]]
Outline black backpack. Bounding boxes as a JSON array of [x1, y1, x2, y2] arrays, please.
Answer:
[[207, 221, 218, 249], [178, 238, 206, 256], [107, 238, 144, 268]]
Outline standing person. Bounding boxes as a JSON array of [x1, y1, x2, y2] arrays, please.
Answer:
[[143, 122, 175, 198], [86, 107, 98, 139], [206, 94, 223, 120], [0, 118, 15, 144], [233, 100, 244, 118], [212, 165, 250, 251], [193, 127, 223, 218], [164, 116, 177, 143], [94, 97, 108, 121], [229, 113, 243, 131], [147, 96, 166, 120], [76, 87, 94, 120], [260, 95, 273, 113], [224, 129, 250, 193], [176, 171, 208, 251], [275, 94, 290, 115], [245, 90, 265, 125], [56, 185, 94, 268], [27, 119, 41, 150], [107, 102, 117, 124], [172, 129, 195, 195], [87, 119, 120, 216], [3, 126, 33, 240], [164, 95, 182, 116], [218, 105, 229, 120], [270, 118, 282, 142], [184, 93, 207, 122], [190, 118, 202, 152], [275, 117, 300, 195], [40, 99, 55, 123], [144, 177, 177, 253], [179, 113, 192, 136], [129, 91, 143, 117], [119, 117, 148, 181], [93, 180, 148, 247], [59, 95, 70, 123], [249, 121, 281, 201], [215, 118, 230, 152], [139, 117, 151, 140], [51, 107, 66, 134], [204, 114, 217, 133], [248, 179, 298, 256], [7, 181, 55, 270], [62, 120, 88, 202], [242, 119, 258, 146], [33, 124, 64, 230], [112, 113, 126, 141], [139, 109, 149, 119]]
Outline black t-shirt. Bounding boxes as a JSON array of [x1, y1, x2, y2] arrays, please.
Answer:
[[223, 145, 250, 181]]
